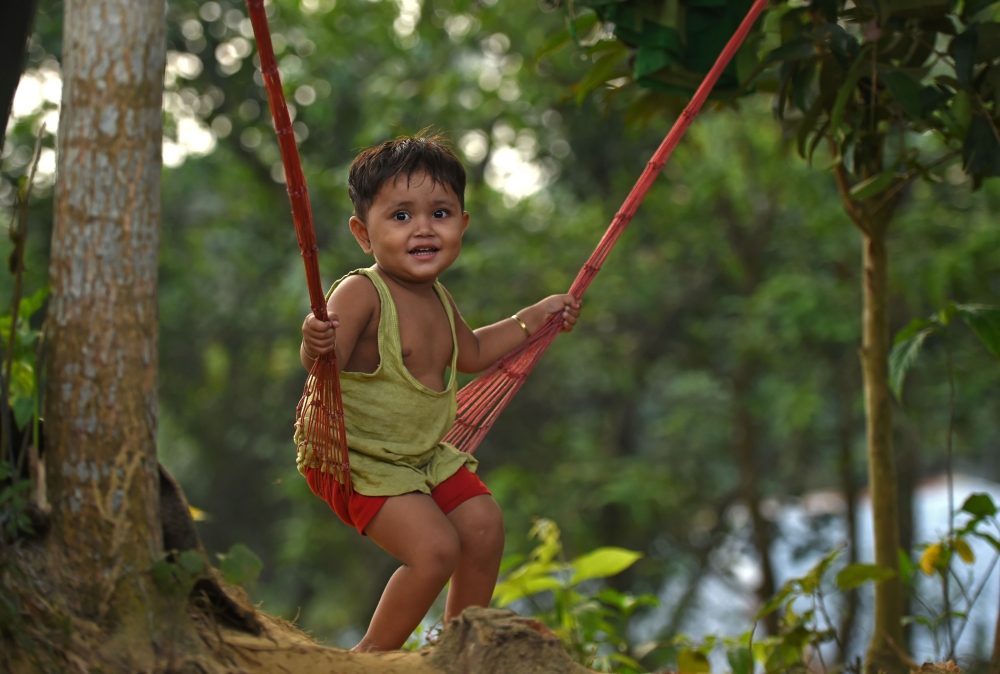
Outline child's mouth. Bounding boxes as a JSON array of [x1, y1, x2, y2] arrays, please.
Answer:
[[409, 247, 440, 259]]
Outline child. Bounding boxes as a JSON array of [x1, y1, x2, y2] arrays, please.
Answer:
[[300, 134, 580, 652]]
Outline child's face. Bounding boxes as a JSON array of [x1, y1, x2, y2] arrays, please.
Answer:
[[350, 171, 469, 283]]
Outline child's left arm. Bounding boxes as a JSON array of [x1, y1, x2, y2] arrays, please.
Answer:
[[447, 293, 581, 374]]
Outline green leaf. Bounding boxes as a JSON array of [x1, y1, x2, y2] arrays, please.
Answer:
[[726, 641, 753, 674], [973, 532, 1000, 553], [179, 549, 206, 575], [12, 396, 34, 430], [835, 563, 896, 590], [849, 169, 896, 199], [569, 546, 642, 585], [898, 548, 915, 586], [493, 575, 564, 607], [220, 543, 263, 587], [884, 70, 924, 119], [766, 39, 817, 64], [902, 614, 934, 628], [568, 11, 600, 47], [498, 553, 525, 574], [18, 287, 49, 321], [960, 492, 998, 517], [830, 51, 869, 135], [800, 546, 842, 593], [755, 583, 793, 619], [678, 647, 711, 673], [951, 89, 973, 132], [950, 27, 978, 89], [889, 321, 938, 401], [796, 92, 834, 158], [536, 29, 571, 61], [962, 115, 1000, 179], [955, 305, 1000, 357]]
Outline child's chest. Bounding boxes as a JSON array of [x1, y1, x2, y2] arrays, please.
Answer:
[[392, 291, 454, 372]]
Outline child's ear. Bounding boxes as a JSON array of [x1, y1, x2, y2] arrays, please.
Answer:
[[349, 215, 374, 254], [461, 211, 470, 234]]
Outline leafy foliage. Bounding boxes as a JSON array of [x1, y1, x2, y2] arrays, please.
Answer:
[[889, 302, 1000, 401], [219, 543, 264, 588], [494, 519, 655, 672], [902, 492, 1000, 657]]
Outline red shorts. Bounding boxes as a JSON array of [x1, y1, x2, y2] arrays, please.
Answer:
[[329, 467, 491, 535]]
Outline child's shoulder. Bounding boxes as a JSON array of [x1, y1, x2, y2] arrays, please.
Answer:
[[330, 270, 380, 312]]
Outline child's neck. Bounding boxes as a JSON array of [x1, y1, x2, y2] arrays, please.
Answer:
[[374, 263, 438, 295]]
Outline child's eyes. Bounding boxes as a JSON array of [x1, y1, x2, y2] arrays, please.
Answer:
[[433, 209, 449, 218], [393, 211, 411, 221]]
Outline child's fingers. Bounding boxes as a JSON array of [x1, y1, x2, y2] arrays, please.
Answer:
[[303, 313, 338, 335]]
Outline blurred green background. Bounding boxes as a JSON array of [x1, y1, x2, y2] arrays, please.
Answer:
[[3, 0, 999, 658]]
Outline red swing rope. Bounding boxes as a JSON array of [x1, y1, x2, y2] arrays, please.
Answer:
[[444, 0, 770, 453], [246, 0, 769, 493], [247, 0, 352, 497]]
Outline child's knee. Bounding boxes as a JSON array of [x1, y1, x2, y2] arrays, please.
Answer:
[[463, 499, 505, 559], [415, 530, 461, 579]]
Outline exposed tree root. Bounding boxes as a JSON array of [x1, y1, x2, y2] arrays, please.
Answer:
[[2, 538, 592, 674]]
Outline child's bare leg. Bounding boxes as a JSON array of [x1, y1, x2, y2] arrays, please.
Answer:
[[444, 494, 505, 622], [354, 493, 460, 652]]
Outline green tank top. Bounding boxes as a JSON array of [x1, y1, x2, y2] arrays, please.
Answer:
[[295, 267, 477, 496]]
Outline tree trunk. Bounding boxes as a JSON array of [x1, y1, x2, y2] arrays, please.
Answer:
[[733, 362, 779, 637], [836, 359, 859, 662], [859, 225, 905, 674], [991, 580, 1000, 674], [46, 0, 165, 633], [0, 0, 39, 148]]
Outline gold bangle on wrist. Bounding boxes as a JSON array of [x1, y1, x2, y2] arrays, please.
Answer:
[[511, 314, 531, 338], [302, 342, 318, 360]]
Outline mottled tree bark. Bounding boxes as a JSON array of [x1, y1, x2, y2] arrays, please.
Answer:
[[860, 225, 905, 674], [832, 160, 906, 674], [46, 0, 165, 627]]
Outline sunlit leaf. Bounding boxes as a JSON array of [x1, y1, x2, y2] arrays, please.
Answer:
[[755, 584, 793, 619], [678, 646, 711, 673], [835, 563, 896, 590], [569, 547, 642, 585], [188, 505, 209, 522], [493, 575, 563, 607], [799, 546, 842, 593], [952, 538, 975, 564]]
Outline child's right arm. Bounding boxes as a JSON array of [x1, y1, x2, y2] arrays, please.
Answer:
[[300, 275, 378, 371]]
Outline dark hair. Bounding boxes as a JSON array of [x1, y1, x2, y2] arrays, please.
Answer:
[[348, 132, 467, 222]]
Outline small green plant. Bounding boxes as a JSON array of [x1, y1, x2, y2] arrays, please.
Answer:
[[664, 549, 891, 674], [151, 542, 263, 598], [493, 518, 656, 672], [151, 549, 208, 596], [217, 542, 264, 588], [906, 492, 1000, 659]]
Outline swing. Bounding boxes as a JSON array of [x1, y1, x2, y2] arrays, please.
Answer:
[[245, 0, 769, 503]]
